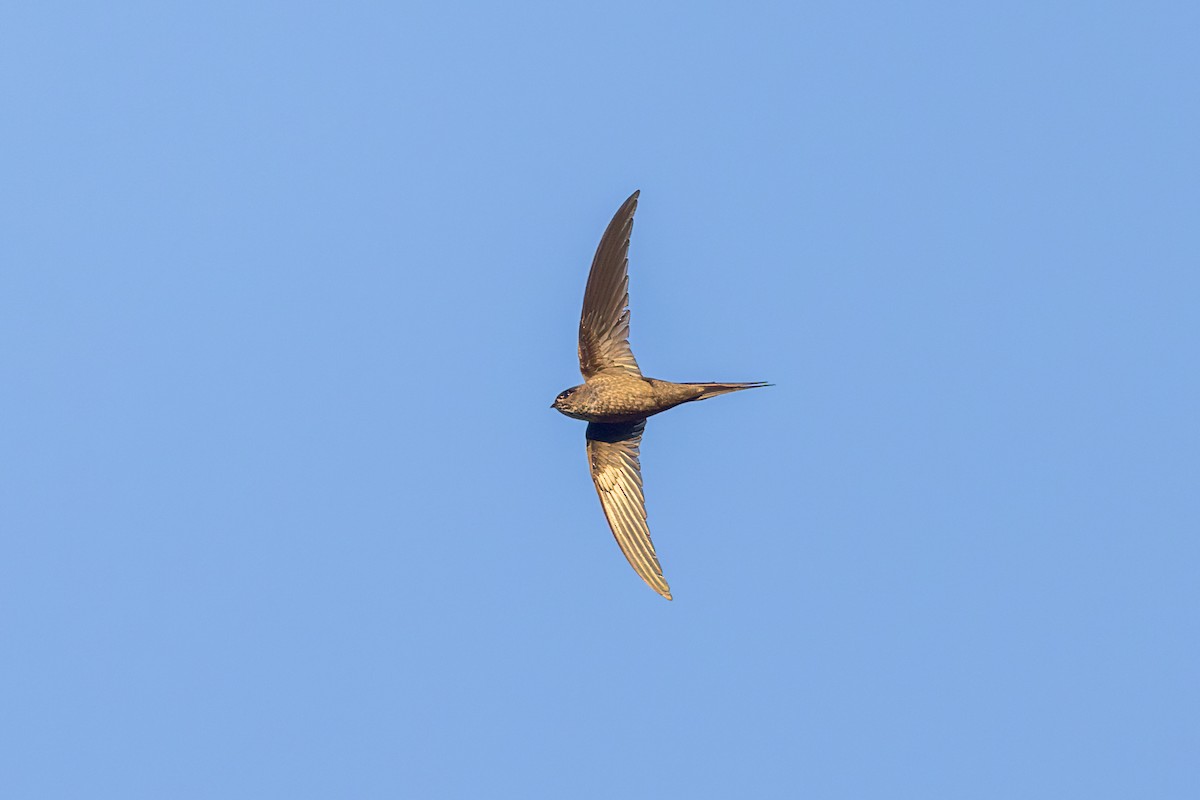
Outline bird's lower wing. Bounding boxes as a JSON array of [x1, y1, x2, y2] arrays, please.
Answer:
[[585, 421, 672, 600]]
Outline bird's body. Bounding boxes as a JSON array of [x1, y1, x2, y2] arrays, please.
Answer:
[[552, 190, 769, 600], [555, 373, 765, 424]]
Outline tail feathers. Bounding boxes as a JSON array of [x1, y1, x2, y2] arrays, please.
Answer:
[[684, 381, 772, 401]]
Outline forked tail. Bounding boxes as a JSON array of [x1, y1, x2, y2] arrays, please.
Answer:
[[684, 381, 773, 401]]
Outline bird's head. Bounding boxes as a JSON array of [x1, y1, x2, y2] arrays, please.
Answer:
[[551, 385, 588, 419]]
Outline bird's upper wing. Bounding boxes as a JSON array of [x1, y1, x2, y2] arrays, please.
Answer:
[[578, 191, 642, 378], [585, 420, 671, 600]]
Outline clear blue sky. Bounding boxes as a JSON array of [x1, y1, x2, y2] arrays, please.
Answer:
[[2, 2, 1197, 798]]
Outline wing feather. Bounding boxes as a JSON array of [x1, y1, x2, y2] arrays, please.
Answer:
[[585, 420, 671, 600], [578, 191, 642, 378]]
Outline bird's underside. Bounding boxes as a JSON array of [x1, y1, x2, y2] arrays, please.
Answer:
[[563, 371, 770, 424], [554, 190, 768, 600]]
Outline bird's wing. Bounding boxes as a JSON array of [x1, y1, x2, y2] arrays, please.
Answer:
[[578, 191, 643, 378], [585, 420, 671, 600]]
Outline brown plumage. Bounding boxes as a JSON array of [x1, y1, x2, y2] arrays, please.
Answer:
[[552, 190, 769, 600]]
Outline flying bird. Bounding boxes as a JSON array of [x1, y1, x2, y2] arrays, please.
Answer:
[[552, 190, 769, 600]]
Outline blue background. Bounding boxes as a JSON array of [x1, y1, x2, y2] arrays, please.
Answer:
[[3, 2, 1197, 797]]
